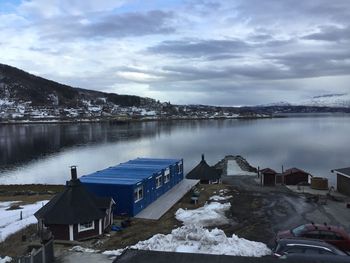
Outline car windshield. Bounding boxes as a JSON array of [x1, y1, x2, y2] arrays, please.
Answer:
[[292, 225, 306, 236]]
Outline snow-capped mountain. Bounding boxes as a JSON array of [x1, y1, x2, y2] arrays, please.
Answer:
[[300, 93, 350, 108]]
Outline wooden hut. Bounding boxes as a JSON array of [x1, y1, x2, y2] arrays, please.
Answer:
[[332, 167, 350, 196], [260, 168, 277, 186], [281, 168, 309, 185], [34, 167, 115, 241], [186, 154, 222, 184]]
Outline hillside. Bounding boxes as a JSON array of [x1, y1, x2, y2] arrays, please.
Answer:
[[0, 63, 161, 121], [0, 63, 157, 107], [1, 63, 349, 122], [0, 63, 265, 121]]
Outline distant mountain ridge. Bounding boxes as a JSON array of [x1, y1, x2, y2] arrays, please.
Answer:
[[301, 93, 350, 108], [257, 93, 350, 109]]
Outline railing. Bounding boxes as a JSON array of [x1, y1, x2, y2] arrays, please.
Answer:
[[17, 238, 54, 263]]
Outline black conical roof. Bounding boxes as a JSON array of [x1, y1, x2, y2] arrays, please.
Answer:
[[186, 155, 221, 180], [35, 179, 108, 224]]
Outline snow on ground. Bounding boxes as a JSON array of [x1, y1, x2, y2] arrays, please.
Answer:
[[209, 195, 233, 201], [210, 189, 233, 201], [0, 200, 48, 242], [0, 256, 12, 263], [101, 187, 270, 258], [70, 246, 100, 253], [175, 202, 231, 227], [102, 249, 125, 257], [227, 160, 257, 176], [110, 225, 270, 257]]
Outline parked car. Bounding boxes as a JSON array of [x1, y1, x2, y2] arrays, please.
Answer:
[[276, 223, 350, 252], [273, 238, 348, 258], [282, 253, 350, 262]]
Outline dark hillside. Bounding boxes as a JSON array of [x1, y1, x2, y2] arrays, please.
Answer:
[[0, 63, 143, 107]]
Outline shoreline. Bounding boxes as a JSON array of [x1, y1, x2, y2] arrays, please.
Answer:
[[2, 112, 350, 125], [0, 115, 280, 125]]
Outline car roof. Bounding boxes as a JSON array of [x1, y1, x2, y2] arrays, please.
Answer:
[[278, 238, 336, 249], [303, 223, 346, 234]]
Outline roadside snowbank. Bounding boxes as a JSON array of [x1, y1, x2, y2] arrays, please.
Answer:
[[104, 225, 270, 257], [227, 160, 256, 176], [175, 202, 231, 226], [0, 256, 12, 263], [0, 200, 48, 242]]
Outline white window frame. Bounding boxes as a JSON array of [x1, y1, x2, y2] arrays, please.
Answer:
[[164, 168, 170, 183], [156, 175, 163, 189], [78, 221, 95, 232], [178, 161, 183, 173], [134, 186, 143, 202]]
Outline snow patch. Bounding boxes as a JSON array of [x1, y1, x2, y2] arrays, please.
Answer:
[[0, 256, 12, 263], [209, 195, 233, 201], [102, 249, 125, 257], [70, 246, 100, 253], [0, 200, 48, 242], [227, 160, 257, 176], [175, 202, 231, 227], [130, 225, 271, 257]]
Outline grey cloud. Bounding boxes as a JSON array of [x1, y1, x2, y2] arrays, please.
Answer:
[[157, 48, 350, 83], [234, 0, 350, 24], [148, 39, 250, 59], [160, 64, 291, 81], [271, 50, 350, 78], [303, 26, 350, 41], [38, 10, 175, 40]]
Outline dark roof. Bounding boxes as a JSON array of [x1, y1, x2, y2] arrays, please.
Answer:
[[333, 167, 350, 177], [186, 155, 221, 180], [260, 168, 277, 174], [282, 168, 309, 176], [113, 249, 315, 263], [35, 179, 111, 224]]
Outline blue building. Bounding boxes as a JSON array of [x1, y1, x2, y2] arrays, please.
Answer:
[[80, 158, 184, 216]]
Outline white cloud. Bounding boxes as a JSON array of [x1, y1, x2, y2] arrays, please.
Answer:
[[18, 0, 128, 18]]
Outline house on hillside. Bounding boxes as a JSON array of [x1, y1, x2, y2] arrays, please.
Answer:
[[332, 167, 350, 196], [260, 168, 277, 186], [34, 167, 115, 241], [281, 168, 310, 185], [186, 154, 222, 184]]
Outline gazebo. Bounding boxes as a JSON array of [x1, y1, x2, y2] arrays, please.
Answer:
[[186, 154, 222, 184], [35, 167, 115, 241]]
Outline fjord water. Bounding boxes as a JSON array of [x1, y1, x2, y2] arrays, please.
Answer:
[[1, 116, 350, 185]]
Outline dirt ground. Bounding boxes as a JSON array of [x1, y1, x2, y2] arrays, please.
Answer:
[[0, 184, 64, 205], [221, 175, 350, 247]]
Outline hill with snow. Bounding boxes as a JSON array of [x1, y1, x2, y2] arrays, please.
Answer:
[[300, 93, 350, 108]]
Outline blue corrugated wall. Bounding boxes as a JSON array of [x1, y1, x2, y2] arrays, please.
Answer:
[[81, 158, 184, 217]]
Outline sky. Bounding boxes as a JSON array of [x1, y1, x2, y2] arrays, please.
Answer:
[[0, 0, 349, 106]]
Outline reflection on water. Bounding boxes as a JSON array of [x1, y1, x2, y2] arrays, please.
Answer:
[[1, 117, 350, 185]]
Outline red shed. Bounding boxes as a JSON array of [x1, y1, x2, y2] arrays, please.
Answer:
[[282, 168, 309, 185], [260, 168, 277, 186]]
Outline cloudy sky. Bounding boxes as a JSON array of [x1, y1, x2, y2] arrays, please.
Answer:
[[1, 0, 350, 106]]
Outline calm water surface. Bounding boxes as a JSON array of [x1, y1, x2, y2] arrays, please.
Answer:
[[1, 116, 350, 185]]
